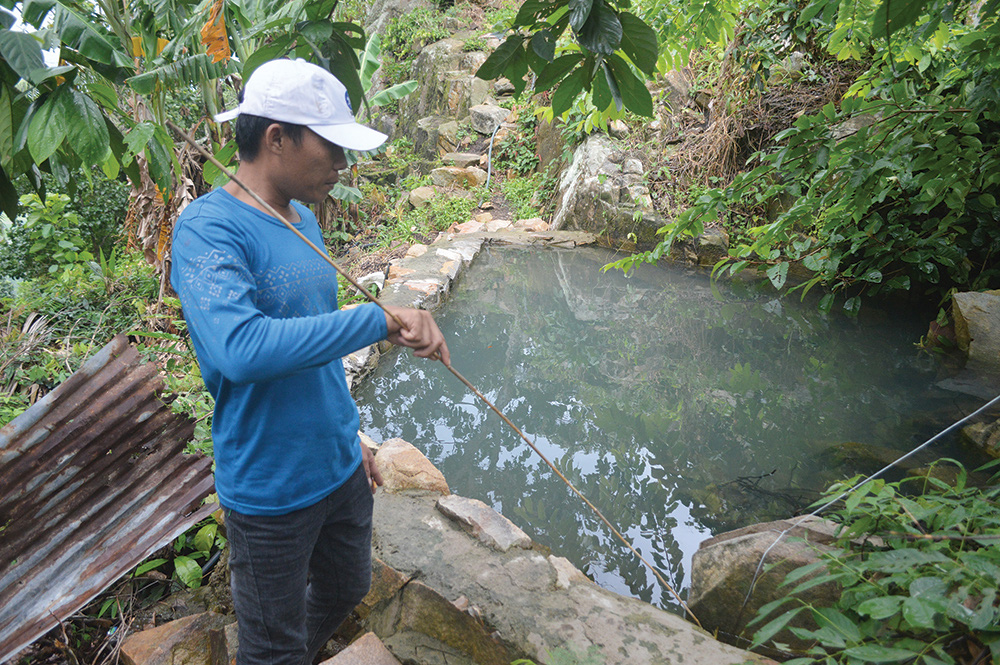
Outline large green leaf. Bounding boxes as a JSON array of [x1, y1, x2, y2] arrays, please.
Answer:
[[146, 125, 177, 196], [476, 35, 525, 81], [107, 121, 140, 185], [871, 0, 933, 39], [359, 33, 382, 91], [298, 20, 333, 45], [83, 75, 120, 111], [605, 53, 651, 116], [27, 90, 69, 164], [123, 123, 157, 166], [172, 555, 203, 588], [21, 0, 54, 28], [514, 0, 561, 26], [306, 0, 337, 20], [243, 36, 295, 78], [330, 22, 366, 51], [51, 3, 129, 67], [0, 29, 46, 84], [57, 86, 109, 163], [203, 140, 238, 187], [593, 61, 614, 110], [369, 80, 417, 109], [0, 84, 11, 170], [531, 30, 556, 62], [0, 163, 16, 220], [576, 0, 622, 55], [535, 53, 583, 91], [842, 645, 919, 662], [617, 12, 657, 75], [127, 54, 227, 96], [552, 65, 587, 116], [508, 48, 530, 96], [568, 0, 594, 31], [0, 5, 16, 28], [322, 34, 363, 113], [593, 61, 625, 111]]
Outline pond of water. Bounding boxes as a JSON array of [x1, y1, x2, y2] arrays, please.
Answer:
[[356, 245, 987, 611]]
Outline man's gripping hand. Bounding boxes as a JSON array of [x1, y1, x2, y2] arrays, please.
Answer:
[[361, 440, 383, 495], [383, 306, 451, 366]]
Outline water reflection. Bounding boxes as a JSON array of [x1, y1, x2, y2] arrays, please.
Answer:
[[356, 246, 985, 611]]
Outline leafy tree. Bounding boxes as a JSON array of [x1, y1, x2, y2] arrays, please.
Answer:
[[609, 0, 1000, 315]]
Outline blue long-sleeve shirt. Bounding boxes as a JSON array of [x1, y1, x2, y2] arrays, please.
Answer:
[[170, 189, 387, 515]]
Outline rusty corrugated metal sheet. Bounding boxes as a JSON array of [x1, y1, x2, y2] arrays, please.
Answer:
[[0, 334, 215, 662]]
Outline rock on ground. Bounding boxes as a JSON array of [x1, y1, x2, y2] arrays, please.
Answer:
[[374, 438, 450, 494], [953, 290, 1000, 373], [688, 516, 842, 649], [321, 633, 401, 665], [121, 612, 233, 665], [371, 490, 776, 664]]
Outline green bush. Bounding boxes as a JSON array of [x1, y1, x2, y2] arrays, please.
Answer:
[[610, 0, 1000, 315], [0, 194, 94, 279], [501, 174, 544, 220], [380, 191, 480, 248], [750, 461, 1000, 664], [0, 251, 159, 409], [72, 172, 130, 260], [380, 8, 451, 85]]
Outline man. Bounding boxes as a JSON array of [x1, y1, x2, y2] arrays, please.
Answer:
[[170, 59, 450, 665]]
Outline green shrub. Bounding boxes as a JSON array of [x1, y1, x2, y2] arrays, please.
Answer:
[[0, 251, 159, 409], [0, 194, 94, 279], [381, 8, 451, 85], [72, 171, 130, 260], [501, 174, 544, 220], [750, 461, 1000, 664], [382, 193, 479, 248]]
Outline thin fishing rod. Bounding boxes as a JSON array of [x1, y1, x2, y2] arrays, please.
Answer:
[[166, 120, 702, 627]]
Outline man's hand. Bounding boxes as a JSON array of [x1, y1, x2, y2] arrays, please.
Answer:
[[361, 441, 383, 495], [383, 306, 451, 366]]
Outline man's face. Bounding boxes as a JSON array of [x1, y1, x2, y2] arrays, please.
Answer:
[[280, 128, 349, 205]]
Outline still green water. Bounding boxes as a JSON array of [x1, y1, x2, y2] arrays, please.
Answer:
[[356, 245, 984, 611]]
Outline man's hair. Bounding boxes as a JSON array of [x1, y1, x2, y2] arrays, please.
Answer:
[[233, 90, 305, 161], [234, 114, 304, 161]]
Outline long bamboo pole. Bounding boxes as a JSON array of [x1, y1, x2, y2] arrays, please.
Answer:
[[165, 120, 702, 627]]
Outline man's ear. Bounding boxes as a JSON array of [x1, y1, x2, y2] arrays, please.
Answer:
[[261, 123, 286, 155]]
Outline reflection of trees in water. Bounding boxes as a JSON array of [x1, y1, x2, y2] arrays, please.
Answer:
[[357, 247, 966, 610]]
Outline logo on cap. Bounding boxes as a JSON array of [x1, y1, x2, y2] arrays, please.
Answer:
[[344, 90, 353, 114]]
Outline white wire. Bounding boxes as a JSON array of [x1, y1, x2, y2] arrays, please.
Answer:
[[734, 391, 1000, 632]]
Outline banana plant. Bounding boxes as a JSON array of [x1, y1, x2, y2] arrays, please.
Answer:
[[330, 32, 418, 207]]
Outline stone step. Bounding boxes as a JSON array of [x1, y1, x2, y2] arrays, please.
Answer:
[[320, 633, 400, 665]]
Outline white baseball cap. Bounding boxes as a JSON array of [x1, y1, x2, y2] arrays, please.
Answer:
[[215, 58, 388, 152]]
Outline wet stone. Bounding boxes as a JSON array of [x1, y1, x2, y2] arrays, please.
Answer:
[[443, 152, 483, 168], [375, 438, 450, 495], [470, 104, 510, 134], [408, 186, 436, 208], [322, 633, 401, 665], [436, 494, 532, 552]]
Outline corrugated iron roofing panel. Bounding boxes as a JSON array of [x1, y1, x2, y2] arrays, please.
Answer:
[[0, 335, 215, 663]]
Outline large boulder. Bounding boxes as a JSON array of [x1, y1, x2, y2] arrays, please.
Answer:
[[368, 580, 516, 665], [396, 38, 490, 140], [374, 438, 450, 494], [413, 116, 460, 160], [952, 290, 1000, 373], [688, 516, 842, 649], [550, 134, 666, 248], [121, 612, 233, 665]]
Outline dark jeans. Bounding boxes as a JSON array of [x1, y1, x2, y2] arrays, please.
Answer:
[[224, 463, 373, 665]]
